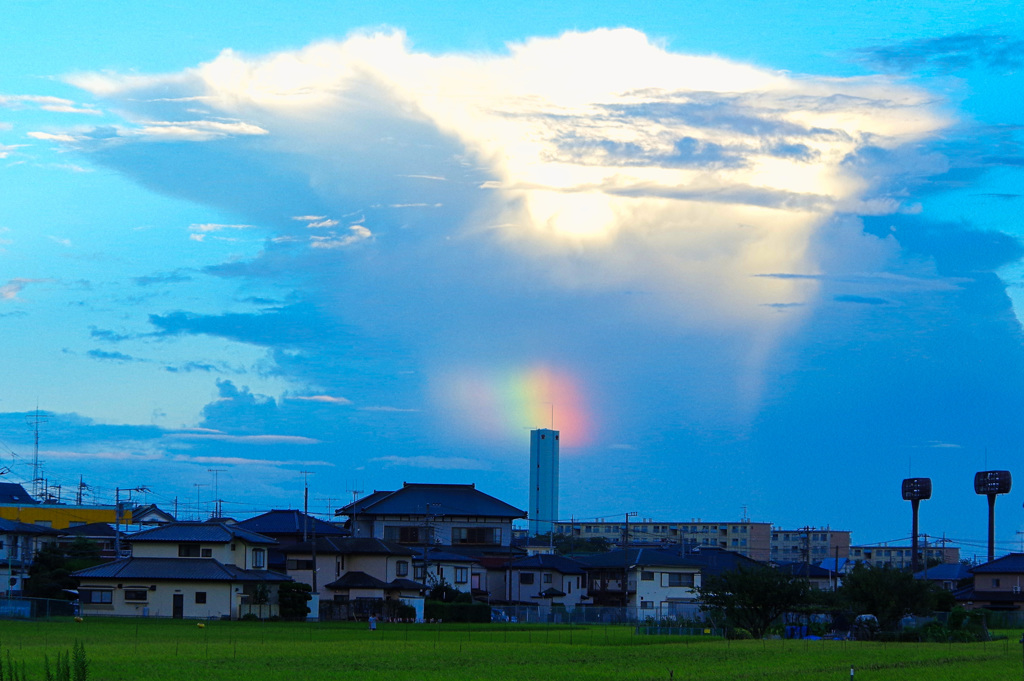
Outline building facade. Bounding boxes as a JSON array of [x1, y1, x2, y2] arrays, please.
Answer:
[[529, 429, 559, 537], [849, 542, 959, 569], [771, 528, 851, 564], [554, 519, 772, 562]]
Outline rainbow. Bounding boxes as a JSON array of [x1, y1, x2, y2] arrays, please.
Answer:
[[437, 365, 594, 447]]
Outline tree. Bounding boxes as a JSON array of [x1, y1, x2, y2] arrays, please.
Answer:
[[26, 538, 104, 600], [277, 582, 312, 620], [698, 565, 810, 638], [839, 563, 941, 630]]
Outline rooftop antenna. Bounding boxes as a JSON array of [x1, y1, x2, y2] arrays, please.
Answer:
[[207, 469, 225, 518], [26, 408, 48, 498]]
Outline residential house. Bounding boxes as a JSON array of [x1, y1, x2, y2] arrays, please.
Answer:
[[0, 518, 61, 594], [503, 554, 588, 619], [72, 522, 290, 619], [914, 562, 972, 592], [280, 536, 424, 621], [130, 505, 176, 526], [776, 562, 839, 590], [235, 509, 346, 572], [957, 554, 1024, 611], [339, 483, 526, 550], [581, 547, 704, 619]]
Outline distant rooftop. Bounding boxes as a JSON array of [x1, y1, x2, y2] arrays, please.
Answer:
[[339, 483, 526, 519]]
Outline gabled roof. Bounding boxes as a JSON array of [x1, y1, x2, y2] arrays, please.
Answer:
[[61, 522, 119, 539], [580, 547, 700, 569], [236, 510, 346, 537], [0, 483, 37, 505], [412, 547, 480, 564], [971, 553, 1024, 574], [126, 522, 276, 545], [0, 517, 60, 536], [72, 557, 290, 583], [339, 483, 526, 519], [510, 554, 586, 575], [914, 563, 972, 581], [325, 571, 389, 590], [131, 504, 176, 524], [777, 562, 834, 579]]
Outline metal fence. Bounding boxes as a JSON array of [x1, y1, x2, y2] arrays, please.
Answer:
[[0, 597, 77, 620], [491, 603, 712, 626]]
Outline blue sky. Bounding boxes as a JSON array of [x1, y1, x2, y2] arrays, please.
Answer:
[[2, 1, 1023, 558]]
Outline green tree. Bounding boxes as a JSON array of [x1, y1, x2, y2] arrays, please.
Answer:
[[277, 581, 312, 620], [839, 563, 940, 630], [27, 538, 103, 599], [698, 565, 810, 638]]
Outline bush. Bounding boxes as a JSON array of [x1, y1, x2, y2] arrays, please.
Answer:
[[240, 613, 260, 621], [728, 627, 753, 640], [423, 600, 490, 623]]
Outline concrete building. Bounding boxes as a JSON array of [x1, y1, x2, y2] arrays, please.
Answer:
[[554, 518, 772, 562], [771, 527, 851, 564], [849, 542, 959, 569], [529, 429, 559, 537]]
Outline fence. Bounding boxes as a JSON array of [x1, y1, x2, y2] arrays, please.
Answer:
[[492, 603, 713, 626], [0, 597, 77, 620]]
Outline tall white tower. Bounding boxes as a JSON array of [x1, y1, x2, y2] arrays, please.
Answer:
[[529, 428, 559, 536]]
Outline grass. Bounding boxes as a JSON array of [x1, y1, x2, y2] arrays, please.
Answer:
[[0, 618, 1021, 680]]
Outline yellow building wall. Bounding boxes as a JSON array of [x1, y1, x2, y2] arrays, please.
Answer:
[[0, 504, 129, 529]]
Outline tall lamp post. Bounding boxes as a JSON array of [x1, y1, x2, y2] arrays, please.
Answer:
[[975, 471, 1012, 563], [901, 478, 931, 573]]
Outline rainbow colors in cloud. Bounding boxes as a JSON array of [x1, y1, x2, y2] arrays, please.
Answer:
[[438, 365, 594, 447]]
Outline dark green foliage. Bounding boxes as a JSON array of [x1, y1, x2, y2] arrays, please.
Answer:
[[423, 600, 491, 622], [426, 580, 469, 602], [44, 641, 89, 681], [277, 582, 312, 620], [838, 563, 941, 630], [698, 565, 810, 639], [27, 538, 104, 600]]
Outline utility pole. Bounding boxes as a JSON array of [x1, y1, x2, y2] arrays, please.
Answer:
[[623, 511, 637, 609], [300, 471, 313, 541], [194, 483, 207, 520]]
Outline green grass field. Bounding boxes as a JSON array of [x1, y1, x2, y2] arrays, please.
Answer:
[[0, 618, 1021, 680]]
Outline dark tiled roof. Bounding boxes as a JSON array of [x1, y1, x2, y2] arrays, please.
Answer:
[[61, 522, 119, 539], [72, 557, 290, 583], [0, 518, 60, 535], [777, 562, 834, 578], [340, 483, 526, 519], [537, 587, 566, 598], [388, 578, 426, 591], [127, 522, 276, 545], [412, 548, 480, 564], [510, 554, 586, 575], [0, 483, 37, 505], [325, 571, 389, 590], [236, 510, 346, 537], [914, 563, 972, 581], [971, 554, 1024, 574], [580, 548, 700, 569]]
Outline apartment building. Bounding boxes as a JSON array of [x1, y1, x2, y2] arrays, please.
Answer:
[[849, 542, 959, 569], [553, 519, 771, 562], [771, 527, 852, 564]]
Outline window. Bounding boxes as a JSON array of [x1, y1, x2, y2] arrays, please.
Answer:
[[69, 522, 85, 528], [195, 592, 207, 604], [252, 548, 266, 569], [178, 544, 201, 558], [83, 590, 112, 604], [452, 527, 500, 545], [993, 578, 1001, 588], [663, 573, 695, 588], [414, 565, 425, 580], [384, 526, 422, 544], [455, 567, 468, 584], [519, 573, 535, 585], [640, 571, 655, 581], [287, 559, 315, 571], [396, 561, 409, 577], [34, 520, 52, 528], [124, 590, 148, 602], [543, 573, 552, 584], [201, 548, 213, 558], [640, 601, 653, 609]]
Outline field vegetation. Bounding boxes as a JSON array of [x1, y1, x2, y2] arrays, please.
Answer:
[[0, 618, 1021, 680]]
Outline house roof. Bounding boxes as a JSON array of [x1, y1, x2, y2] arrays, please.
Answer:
[[510, 554, 586, 575], [339, 483, 526, 519], [536, 587, 566, 598], [412, 547, 481, 564], [388, 578, 427, 591], [580, 547, 701, 570], [0, 483, 37, 505], [914, 563, 972, 581], [971, 554, 1024, 574], [777, 562, 835, 579], [324, 571, 390, 590], [130, 504, 176, 523], [61, 522, 119, 539], [235, 510, 346, 538], [280, 536, 415, 557], [72, 557, 291, 583], [0, 517, 60, 535], [126, 522, 276, 545]]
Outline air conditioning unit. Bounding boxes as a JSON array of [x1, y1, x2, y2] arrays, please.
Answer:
[[1012, 586, 1021, 594]]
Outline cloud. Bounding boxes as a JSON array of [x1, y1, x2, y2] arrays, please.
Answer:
[[856, 33, 1024, 73], [0, 95, 100, 115], [286, 395, 353, 405], [1, 278, 47, 301], [87, 349, 136, 361], [132, 270, 194, 286], [166, 433, 321, 445]]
